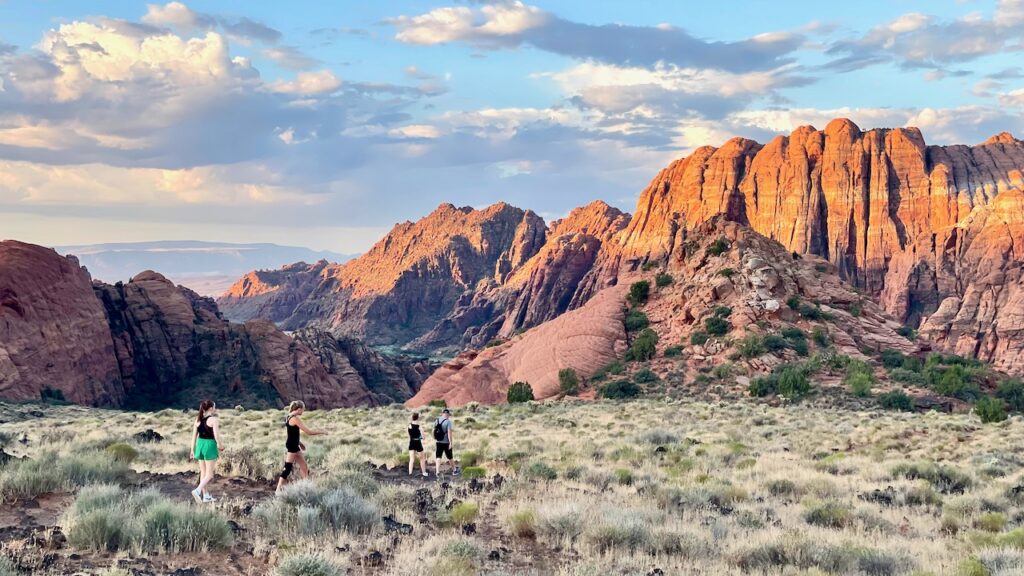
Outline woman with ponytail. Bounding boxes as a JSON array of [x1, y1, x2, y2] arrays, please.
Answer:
[[276, 400, 327, 493], [189, 399, 222, 503]]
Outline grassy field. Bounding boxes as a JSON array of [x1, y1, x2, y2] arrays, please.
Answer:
[[2, 398, 1024, 575]]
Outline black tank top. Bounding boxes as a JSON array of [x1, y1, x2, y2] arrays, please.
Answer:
[[408, 423, 421, 440], [285, 416, 300, 448], [197, 416, 215, 440]]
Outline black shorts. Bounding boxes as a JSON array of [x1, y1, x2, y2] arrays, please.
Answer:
[[409, 439, 424, 452], [435, 443, 453, 459], [286, 442, 303, 454]]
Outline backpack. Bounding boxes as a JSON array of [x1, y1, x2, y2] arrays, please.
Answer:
[[433, 418, 448, 442]]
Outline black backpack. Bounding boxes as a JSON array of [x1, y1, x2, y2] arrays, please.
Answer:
[[433, 418, 447, 442]]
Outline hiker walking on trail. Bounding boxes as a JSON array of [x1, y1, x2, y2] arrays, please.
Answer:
[[408, 412, 429, 477], [276, 400, 327, 493], [433, 408, 457, 476], [190, 399, 221, 503]]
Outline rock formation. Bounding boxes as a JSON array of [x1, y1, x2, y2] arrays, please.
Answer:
[[0, 242, 427, 408]]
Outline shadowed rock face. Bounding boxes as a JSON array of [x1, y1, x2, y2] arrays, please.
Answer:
[[221, 120, 1024, 371], [0, 241, 425, 408]]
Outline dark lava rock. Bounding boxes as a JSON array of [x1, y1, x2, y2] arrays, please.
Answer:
[[228, 520, 243, 534], [363, 550, 384, 567], [0, 450, 12, 466], [492, 473, 504, 490], [383, 515, 413, 535], [132, 429, 164, 443], [654, 446, 668, 454], [413, 488, 434, 516], [467, 478, 482, 493], [647, 569, 665, 576], [445, 498, 462, 511], [488, 550, 501, 561], [171, 568, 200, 576], [461, 523, 476, 535], [859, 486, 897, 507]]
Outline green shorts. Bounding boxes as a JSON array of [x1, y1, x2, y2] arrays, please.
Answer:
[[194, 438, 219, 461]]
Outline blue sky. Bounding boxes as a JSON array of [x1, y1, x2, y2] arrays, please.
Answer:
[[0, 1, 1022, 251]]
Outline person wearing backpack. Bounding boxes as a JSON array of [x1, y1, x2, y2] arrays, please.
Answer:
[[433, 408, 457, 476]]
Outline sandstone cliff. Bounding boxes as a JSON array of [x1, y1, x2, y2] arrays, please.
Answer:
[[0, 242, 426, 408]]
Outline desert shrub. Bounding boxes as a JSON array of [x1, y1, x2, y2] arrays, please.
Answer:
[[447, 502, 479, 526], [633, 368, 658, 383], [655, 272, 674, 287], [896, 325, 917, 340], [763, 334, 788, 352], [798, 303, 825, 320], [717, 267, 736, 278], [814, 263, 828, 273], [0, 557, 14, 576], [624, 329, 658, 361], [0, 452, 129, 500], [690, 331, 709, 345], [600, 379, 641, 400], [932, 365, 982, 401], [507, 509, 537, 538], [975, 397, 1008, 424], [878, 390, 914, 411], [624, 309, 649, 332], [812, 326, 831, 347], [506, 381, 535, 403], [627, 281, 650, 305], [848, 301, 862, 317], [427, 399, 447, 408], [997, 378, 1024, 412], [276, 554, 343, 576], [879, 348, 908, 369], [786, 296, 801, 310], [892, 462, 972, 494], [778, 365, 811, 399], [664, 345, 683, 357], [713, 305, 732, 318], [558, 368, 579, 395], [538, 503, 584, 542], [461, 466, 486, 479], [889, 368, 926, 386], [707, 238, 729, 256], [803, 499, 852, 529], [585, 512, 653, 552], [846, 372, 873, 397], [975, 512, 1009, 533], [614, 468, 634, 486], [749, 374, 779, 397], [523, 461, 558, 481], [320, 488, 379, 535], [104, 443, 138, 464], [711, 363, 733, 380], [766, 479, 799, 497], [737, 334, 766, 358], [40, 387, 67, 403], [704, 316, 730, 336], [780, 325, 805, 340], [789, 338, 809, 356], [65, 486, 232, 553]]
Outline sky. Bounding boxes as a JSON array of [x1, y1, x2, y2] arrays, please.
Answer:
[[1, 1, 1023, 252]]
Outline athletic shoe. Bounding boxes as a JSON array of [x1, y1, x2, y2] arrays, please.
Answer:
[[191, 488, 202, 503], [203, 493, 216, 503], [421, 472, 429, 477]]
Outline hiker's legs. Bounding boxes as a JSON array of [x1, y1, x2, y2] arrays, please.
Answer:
[[419, 451, 428, 474], [198, 458, 216, 494], [296, 452, 309, 479], [277, 452, 299, 492], [408, 450, 415, 475]]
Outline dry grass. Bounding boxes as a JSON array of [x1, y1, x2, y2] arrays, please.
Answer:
[[4, 398, 1024, 574]]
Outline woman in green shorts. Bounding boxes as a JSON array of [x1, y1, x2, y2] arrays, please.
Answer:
[[189, 399, 222, 503]]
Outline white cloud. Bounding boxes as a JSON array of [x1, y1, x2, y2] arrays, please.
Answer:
[[998, 88, 1024, 107], [389, 124, 441, 139], [269, 69, 341, 95], [390, 2, 547, 47]]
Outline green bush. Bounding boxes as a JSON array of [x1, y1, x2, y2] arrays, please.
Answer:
[[704, 316, 730, 336], [664, 345, 683, 357], [428, 399, 447, 408], [507, 381, 535, 403], [891, 462, 972, 494], [0, 452, 129, 501], [524, 461, 558, 481], [461, 466, 486, 479], [789, 338, 809, 357], [633, 368, 658, 383], [737, 334, 766, 358], [558, 368, 579, 395], [878, 390, 914, 411], [654, 273, 673, 287], [778, 365, 811, 399], [600, 380, 641, 400], [0, 557, 14, 576], [763, 334, 788, 353], [707, 238, 729, 256], [713, 305, 732, 318], [780, 326, 806, 341], [889, 368, 926, 386], [460, 451, 482, 467], [997, 378, 1024, 412], [448, 502, 479, 526], [690, 331, 709, 346], [40, 387, 67, 403], [798, 303, 826, 320], [105, 443, 139, 464], [624, 309, 649, 332], [975, 397, 1008, 424], [896, 325, 917, 340], [786, 296, 801, 310], [846, 372, 874, 398], [507, 509, 537, 538], [749, 375, 778, 397], [932, 365, 982, 401], [624, 329, 658, 362], [627, 281, 651, 306], [717, 268, 736, 278], [276, 554, 343, 576], [848, 301, 862, 317], [811, 326, 830, 347], [641, 260, 658, 271], [803, 500, 852, 529], [879, 349, 908, 369]]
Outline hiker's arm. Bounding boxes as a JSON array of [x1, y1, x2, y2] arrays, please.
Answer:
[[211, 417, 224, 451], [189, 426, 197, 460], [448, 425, 453, 447], [295, 417, 325, 436]]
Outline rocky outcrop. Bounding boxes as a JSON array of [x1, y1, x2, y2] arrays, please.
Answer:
[[0, 241, 428, 408], [407, 284, 629, 406], [219, 260, 330, 323], [0, 241, 125, 405]]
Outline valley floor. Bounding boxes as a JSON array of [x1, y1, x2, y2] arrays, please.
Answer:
[[1, 398, 1023, 575]]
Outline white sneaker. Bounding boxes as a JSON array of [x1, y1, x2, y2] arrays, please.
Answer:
[[191, 488, 202, 503], [202, 493, 216, 503], [422, 472, 429, 477]]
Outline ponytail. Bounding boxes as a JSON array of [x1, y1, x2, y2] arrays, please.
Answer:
[[197, 399, 214, 423], [287, 400, 305, 413]]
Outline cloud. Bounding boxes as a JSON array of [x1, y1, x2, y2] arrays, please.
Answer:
[[388, 1, 804, 73], [999, 89, 1024, 107], [263, 46, 319, 70], [141, 1, 281, 44], [269, 70, 341, 94], [825, 0, 1024, 72]]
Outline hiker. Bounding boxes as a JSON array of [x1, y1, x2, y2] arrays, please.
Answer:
[[189, 399, 221, 503], [276, 400, 327, 493], [433, 408, 457, 476], [408, 412, 428, 477]]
